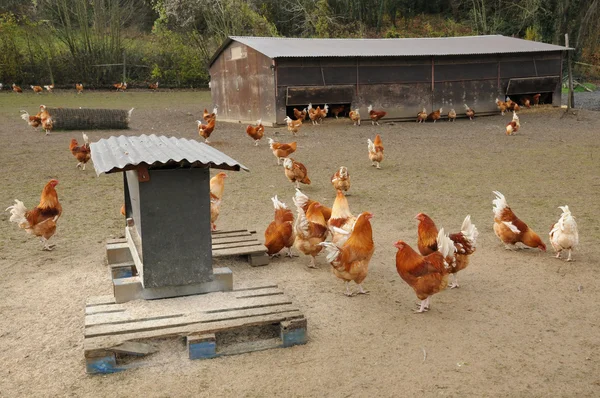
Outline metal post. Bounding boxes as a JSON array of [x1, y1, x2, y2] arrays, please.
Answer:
[[565, 34, 574, 109], [123, 52, 127, 83]]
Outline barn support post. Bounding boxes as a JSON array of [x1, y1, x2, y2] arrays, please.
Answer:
[[565, 34, 574, 109], [123, 52, 127, 83]]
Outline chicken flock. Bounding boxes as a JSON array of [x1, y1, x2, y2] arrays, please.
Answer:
[[7, 90, 579, 314]]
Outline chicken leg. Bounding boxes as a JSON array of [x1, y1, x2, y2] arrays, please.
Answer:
[[415, 297, 430, 313], [307, 256, 318, 269], [254, 140, 259, 146], [449, 273, 460, 289], [357, 284, 369, 295], [286, 247, 296, 258], [40, 237, 55, 251], [567, 249, 574, 262]]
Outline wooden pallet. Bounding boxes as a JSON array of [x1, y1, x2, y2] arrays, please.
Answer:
[[84, 283, 307, 374]]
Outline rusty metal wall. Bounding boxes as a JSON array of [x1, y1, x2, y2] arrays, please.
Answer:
[[209, 42, 276, 124]]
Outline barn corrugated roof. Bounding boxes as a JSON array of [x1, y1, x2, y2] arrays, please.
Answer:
[[211, 35, 570, 65], [90, 134, 249, 176]]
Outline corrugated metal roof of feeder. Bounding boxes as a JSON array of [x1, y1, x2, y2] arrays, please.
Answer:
[[90, 134, 249, 176]]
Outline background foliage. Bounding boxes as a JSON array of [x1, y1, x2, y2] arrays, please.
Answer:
[[1, 0, 599, 87]]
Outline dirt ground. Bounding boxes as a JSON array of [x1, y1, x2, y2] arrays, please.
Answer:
[[1, 90, 599, 397]]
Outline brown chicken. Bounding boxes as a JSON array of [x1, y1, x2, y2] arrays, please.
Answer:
[[209, 192, 222, 231], [148, 82, 159, 91], [6, 179, 62, 251], [521, 97, 531, 108], [367, 105, 386, 126], [367, 134, 384, 169], [283, 158, 311, 189], [293, 200, 329, 268], [320, 212, 374, 296], [349, 109, 361, 126], [532, 94, 541, 106], [328, 189, 357, 246], [331, 166, 350, 193], [427, 108, 442, 123], [492, 191, 546, 251], [293, 108, 307, 121], [210, 172, 227, 200], [203, 107, 217, 122], [197, 118, 216, 143], [113, 82, 127, 91], [39, 105, 53, 135], [330, 105, 346, 119], [394, 229, 455, 313], [495, 98, 507, 115], [294, 189, 332, 223], [416, 213, 479, 289], [44, 84, 54, 92], [505, 97, 520, 112], [307, 104, 320, 125], [417, 107, 427, 123], [264, 196, 295, 257], [246, 119, 265, 145], [448, 109, 457, 122], [464, 104, 475, 120], [76, 83, 84, 94], [31, 85, 43, 94], [70, 133, 91, 170], [120, 203, 126, 217], [20, 110, 42, 129], [505, 111, 520, 135], [318, 104, 328, 123], [268, 138, 297, 165], [12, 83, 22, 93], [284, 116, 303, 136]]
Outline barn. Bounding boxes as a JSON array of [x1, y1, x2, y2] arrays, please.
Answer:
[[208, 35, 570, 125]]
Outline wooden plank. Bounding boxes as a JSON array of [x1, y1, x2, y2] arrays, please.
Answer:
[[86, 296, 116, 307], [85, 304, 299, 337], [86, 313, 184, 327], [216, 337, 283, 357], [211, 231, 253, 239], [106, 238, 127, 245], [233, 287, 282, 299], [110, 341, 158, 356], [211, 236, 259, 245], [84, 311, 304, 352], [211, 229, 250, 235], [86, 304, 126, 315], [212, 245, 266, 257], [212, 241, 264, 250]]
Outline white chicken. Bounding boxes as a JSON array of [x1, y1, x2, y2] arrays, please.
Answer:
[[549, 206, 579, 261]]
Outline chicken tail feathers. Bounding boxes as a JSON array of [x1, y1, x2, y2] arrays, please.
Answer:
[[460, 215, 479, 247], [126, 108, 135, 123], [367, 139, 375, 153], [20, 110, 30, 121], [492, 191, 508, 218], [5, 199, 29, 228], [437, 228, 456, 268], [319, 241, 341, 265], [271, 195, 287, 210]]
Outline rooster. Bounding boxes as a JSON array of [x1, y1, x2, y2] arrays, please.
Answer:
[[76, 83, 84, 94], [428, 108, 442, 123], [246, 119, 265, 145], [349, 109, 361, 126], [268, 138, 297, 165], [331, 166, 350, 193], [294, 189, 332, 222], [264, 196, 295, 257], [284, 116, 303, 136], [328, 189, 356, 246], [495, 98, 507, 115], [367, 105, 386, 125], [367, 134, 384, 169], [203, 107, 217, 122], [70, 133, 91, 170], [293, 108, 307, 121], [20, 110, 42, 129], [549, 206, 579, 262], [6, 179, 62, 251], [197, 118, 216, 143], [320, 212, 374, 296], [464, 104, 475, 120], [505, 111, 520, 135], [417, 107, 427, 123], [415, 213, 479, 289], [12, 84, 22, 93], [394, 229, 456, 313], [283, 158, 311, 189], [492, 191, 546, 251], [148, 82, 159, 91], [31, 85, 43, 94], [44, 84, 54, 93], [448, 109, 456, 122], [293, 199, 328, 268]]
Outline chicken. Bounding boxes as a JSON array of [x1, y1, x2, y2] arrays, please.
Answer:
[[448, 109, 456, 122], [520, 97, 531, 108], [417, 107, 428, 123], [505, 97, 520, 112], [349, 109, 361, 126], [293, 199, 328, 268], [31, 85, 43, 94], [427, 108, 442, 123], [492, 191, 546, 251], [495, 98, 507, 115], [294, 189, 332, 222], [320, 212, 374, 296], [5, 179, 62, 251], [268, 138, 297, 165], [209, 192, 222, 231], [293, 108, 307, 121], [70, 133, 91, 170], [76, 83, 84, 94], [549, 206, 579, 262], [148, 82, 159, 91], [330, 105, 346, 119], [264, 196, 295, 257], [367, 105, 386, 125], [415, 213, 479, 289], [246, 119, 265, 145], [20, 110, 42, 129], [318, 104, 329, 123], [197, 118, 216, 143], [532, 94, 541, 106], [367, 134, 384, 169], [505, 111, 520, 135], [464, 104, 475, 120], [331, 166, 350, 193], [113, 82, 127, 91], [44, 84, 54, 93], [284, 116, 303, 136], [210, 172, 227, 200], [203, 107, 217, 122], [283, 158, 311, 189], [120, 203, 126, 217], [12, 83, 22, 93], [327, 189, 357, 246], [308, 104, 321, 125], [394, 229, 455, 313], [39, 105, 53, 135]]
